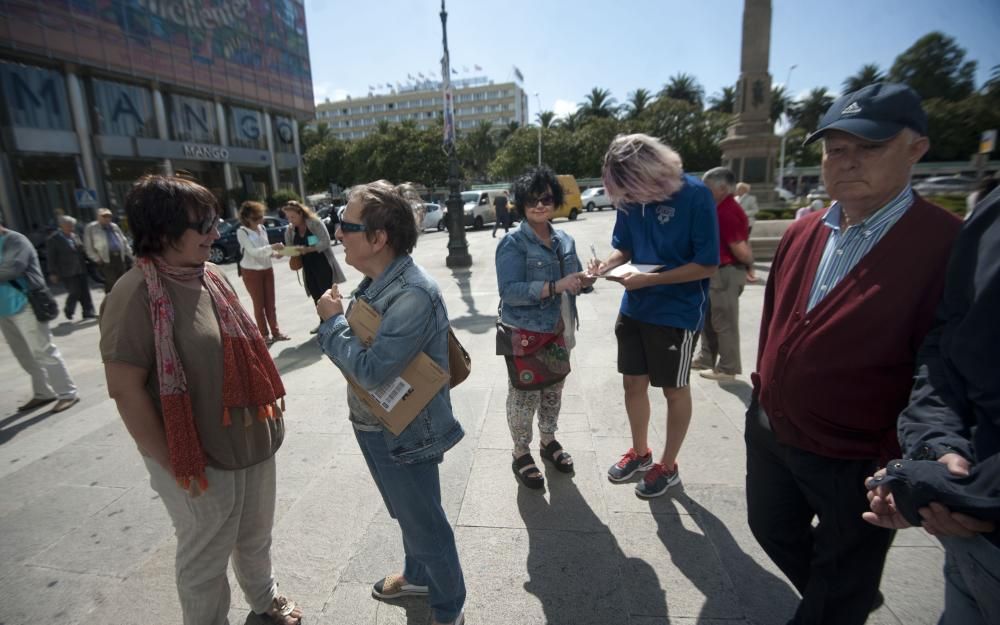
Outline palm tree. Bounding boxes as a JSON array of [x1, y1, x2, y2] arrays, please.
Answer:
[[792, 87, 835, 133], [536, 110, 556, 128], [707, 86, 735, 113], [842, 63, 884, 94], [770, 85, 792, 123], [497, 120, 520, 145], [557, 109, 585, 132], [579, 87, 618, 119], [658, 73, 705, 108], [623, 88, 654, 118]]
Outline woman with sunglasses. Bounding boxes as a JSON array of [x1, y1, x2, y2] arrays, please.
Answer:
[[99, 175, 302, 625], [495, 165, 596, 489], [282, 200, 346, 331], [315, 181, 466, 625], [237, 201, 289, 345]]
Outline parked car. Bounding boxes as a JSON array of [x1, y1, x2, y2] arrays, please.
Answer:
[[581, 186, 613, 211], [806, 185, 829, 203], [912, 176, 977, 196], [548, 175, 584, 221], [211, 216, 288, 264], [445, 190, 497, 230], [421, 203, 445, 231]]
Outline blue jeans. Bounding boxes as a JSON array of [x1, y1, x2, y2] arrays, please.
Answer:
[[938, 535, 1000, 625], [354, 428, 466, 623]]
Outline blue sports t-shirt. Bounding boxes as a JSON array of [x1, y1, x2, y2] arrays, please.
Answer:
[[611, 174, 720, 331]]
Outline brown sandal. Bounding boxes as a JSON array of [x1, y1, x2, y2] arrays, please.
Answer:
[[247, 595, 302, 625]]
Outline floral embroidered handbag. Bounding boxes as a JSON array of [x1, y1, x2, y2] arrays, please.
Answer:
[[496, 317, 570, 390]]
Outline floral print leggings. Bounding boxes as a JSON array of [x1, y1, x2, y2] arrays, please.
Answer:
[[506, 378, 565, 457]]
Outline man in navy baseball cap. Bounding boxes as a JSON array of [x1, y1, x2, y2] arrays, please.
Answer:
[[805, 82, 928, 144], [746, 80, 963, 624]]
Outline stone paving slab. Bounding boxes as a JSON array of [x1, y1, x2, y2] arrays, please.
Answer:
[[0, 211, 948, 624]]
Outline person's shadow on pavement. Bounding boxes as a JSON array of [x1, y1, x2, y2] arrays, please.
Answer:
[[653, 491, 799, 625], [271, 339, 323, 376], [449, 267, 495, 335], [517, 466, 667, 625]]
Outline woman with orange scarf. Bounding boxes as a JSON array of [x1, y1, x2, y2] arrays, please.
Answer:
[[99, 175, 301, 625]]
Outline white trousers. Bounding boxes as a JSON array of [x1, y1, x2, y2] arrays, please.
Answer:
[[0, 307, 76, 400], [144, 456, 279, 625]]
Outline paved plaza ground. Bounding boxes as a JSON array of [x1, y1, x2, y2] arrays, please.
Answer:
[[0, 210, 946, 624]]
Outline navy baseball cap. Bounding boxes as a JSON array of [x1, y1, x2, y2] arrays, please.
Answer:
[[804, 82, 927, 145]]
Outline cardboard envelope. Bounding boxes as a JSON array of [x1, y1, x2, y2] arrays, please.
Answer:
[[345, 299, 449, 435]]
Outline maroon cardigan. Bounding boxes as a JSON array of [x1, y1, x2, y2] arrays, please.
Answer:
[[753, 196, 961, 461]]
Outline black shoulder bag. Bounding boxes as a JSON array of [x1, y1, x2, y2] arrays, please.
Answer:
[[10, 279, 60, 323]]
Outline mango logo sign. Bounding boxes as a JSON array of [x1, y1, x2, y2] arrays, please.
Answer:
[[183, 144, 230, 160]]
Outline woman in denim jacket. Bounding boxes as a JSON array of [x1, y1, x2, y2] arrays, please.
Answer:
[[496, 166, 596, 489], [316, 181, 465, 625]]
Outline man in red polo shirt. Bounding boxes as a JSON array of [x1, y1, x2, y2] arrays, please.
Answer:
[[694, 167, 754, 381]]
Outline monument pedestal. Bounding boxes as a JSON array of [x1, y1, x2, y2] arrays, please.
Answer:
[[721, 133, 781, 206]]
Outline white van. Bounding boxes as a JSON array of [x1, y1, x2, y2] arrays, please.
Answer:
[[453, 190, 502, 229]]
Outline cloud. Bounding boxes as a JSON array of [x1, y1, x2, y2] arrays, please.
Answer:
[[552, 99, 580, 119], [313, 83, 351, 104]]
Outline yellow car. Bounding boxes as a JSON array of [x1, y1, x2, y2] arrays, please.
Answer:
[[549, 174, 584, 221]]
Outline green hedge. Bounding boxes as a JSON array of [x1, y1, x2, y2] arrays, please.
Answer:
[[756, 196, 968, 219]]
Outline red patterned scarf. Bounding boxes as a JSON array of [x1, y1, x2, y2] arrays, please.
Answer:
[[139, 257, 286, 491]]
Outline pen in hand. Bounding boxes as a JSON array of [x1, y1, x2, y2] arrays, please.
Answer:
[[588, 244, 603, 278]]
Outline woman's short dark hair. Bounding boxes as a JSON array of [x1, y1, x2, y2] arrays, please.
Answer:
[[125, 175, 218, 258], [238, 201, 265, 228], [348, 180, 420, 257], [512, 166, 564, 214]]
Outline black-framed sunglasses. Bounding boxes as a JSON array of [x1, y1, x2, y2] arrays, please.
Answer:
[[526, 194, 555, 207], [337, 220, 367, 233], [187, 215, 219, 235]]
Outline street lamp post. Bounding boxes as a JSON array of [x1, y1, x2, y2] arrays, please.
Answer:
[[440, 0, 471, 268], [777, 64, 797, 193], [534, 92, 542, 166]]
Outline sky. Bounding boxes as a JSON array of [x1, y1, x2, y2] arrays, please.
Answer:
[[304, 0, 1000, 120]]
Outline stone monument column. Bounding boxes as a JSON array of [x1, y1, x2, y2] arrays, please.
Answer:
[[721, 0, 781, 202]]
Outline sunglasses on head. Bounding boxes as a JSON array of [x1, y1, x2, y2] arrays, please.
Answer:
[[187, 215, 219, 235], [337, 220, 367, 233]]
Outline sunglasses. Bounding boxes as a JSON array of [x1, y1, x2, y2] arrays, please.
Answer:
[[337, 220, 367, 233], [187, 215, 219, 235], [526, 194, 555, 207]]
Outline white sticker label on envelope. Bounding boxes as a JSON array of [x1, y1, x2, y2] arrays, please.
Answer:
[[370, 377, 413, 412]]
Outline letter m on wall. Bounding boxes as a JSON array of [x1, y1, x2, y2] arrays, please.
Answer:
[[4, 65, 70, 129]]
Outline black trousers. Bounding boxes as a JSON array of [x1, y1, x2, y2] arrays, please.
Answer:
[[100, 255, 128, 293], [745, 401, 894, 625], [61, 273, 94, 317]]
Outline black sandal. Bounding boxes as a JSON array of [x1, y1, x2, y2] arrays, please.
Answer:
[[540, 440, 574, 474], [512, 453, 544, 489]]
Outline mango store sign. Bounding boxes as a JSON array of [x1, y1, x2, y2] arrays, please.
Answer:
[[183, 143, 229, 161]]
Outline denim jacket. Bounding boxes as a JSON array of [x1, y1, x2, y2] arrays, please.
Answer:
[[317, 255, 464, 464], [495, 220, 590, 333]]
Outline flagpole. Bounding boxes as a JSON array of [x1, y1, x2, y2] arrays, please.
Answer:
[[440, 0, 471, 268]]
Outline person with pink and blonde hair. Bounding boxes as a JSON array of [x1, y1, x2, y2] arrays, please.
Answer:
[[592, 133, 720, 498]]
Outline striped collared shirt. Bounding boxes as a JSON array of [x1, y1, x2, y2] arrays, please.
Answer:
[[806, 186, 914, 311]]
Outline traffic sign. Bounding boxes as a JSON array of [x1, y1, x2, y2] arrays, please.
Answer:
[[75, 188, 98, 209], [980, 129, 996, 154]]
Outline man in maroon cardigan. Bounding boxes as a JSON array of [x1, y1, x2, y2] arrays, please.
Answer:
[[746, 82, 962, 625]]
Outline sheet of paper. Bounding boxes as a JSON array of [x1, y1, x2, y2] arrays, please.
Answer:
[[600, 263, 663, 279], [278, 247, 302, 256]]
